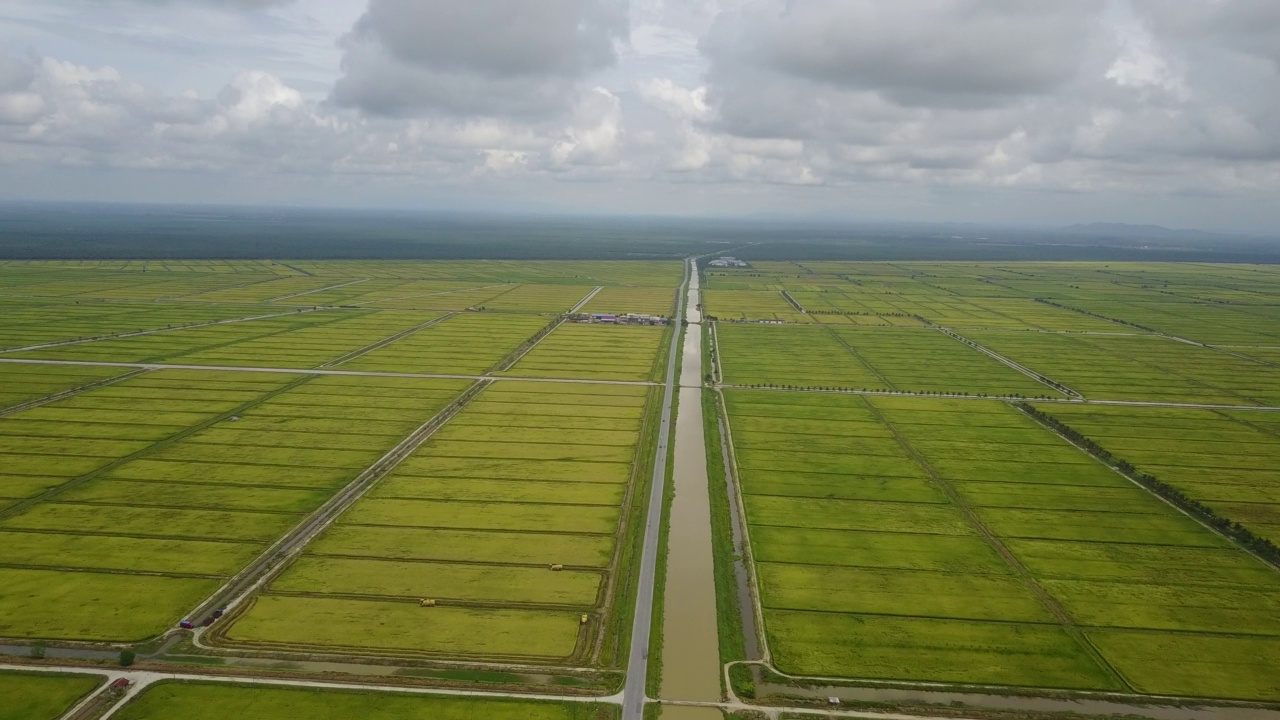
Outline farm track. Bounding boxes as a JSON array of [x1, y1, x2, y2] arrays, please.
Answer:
[[318, 312, 456, 368], [0, 375, 318, 525], [8, 259, 1280, 716], [823, 324, 899, 390], [858, 398, 1132, 691], [348, 283, 510, 307], [932, 325, 1082, 398], [161, 275, 285, 301], [590, 381, 661, 666], [1035, 329, 1270, 407], [780, 290, 804, 312], [713, 389, 767, 663], [489, 286, 602, 374], [711, 382, 1280, 411], [266, 278, 368, 302], [0, 307, 319, 355], [194, 380, 493, 651], [0, 367, 150, 417], [8, 661, 1265, 720], [0, 358, 659, 386], [271, 262, 315, 277], [0, 561, 223, 580], [1015, 404, 1280, 574]]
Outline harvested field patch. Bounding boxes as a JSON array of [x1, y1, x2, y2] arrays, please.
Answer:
[[227, 595, 582, 659], [273, 556, 601, 605], [0, 567, 218, 641]]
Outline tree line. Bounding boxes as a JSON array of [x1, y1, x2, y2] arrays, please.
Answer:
[[1017, 403, 1280, 567]]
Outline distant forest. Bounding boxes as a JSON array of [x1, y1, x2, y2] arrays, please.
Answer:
[[1, 203, 1278, 263]]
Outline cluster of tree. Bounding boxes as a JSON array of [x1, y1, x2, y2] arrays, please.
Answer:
[[1033, 298, 1160, 335], [737, 383, 1056, 400], [936, 327, 1076, 395], [1017, 403, 1280, 567], [802, 310, 915, 318], [497, 318, 560, 369], [779, 290, 806, 313]]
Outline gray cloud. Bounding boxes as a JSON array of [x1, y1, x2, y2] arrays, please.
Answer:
[[703, 1, 1104, 109], [1, 0, 1279, 230], [675, 0, 1280, 191], [331, 0, 628, 118], [1132, 0, 1280, 64], [0, 53, 37, 93], [120, 0, 294, 8]]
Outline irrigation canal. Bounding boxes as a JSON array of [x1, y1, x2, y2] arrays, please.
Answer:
[[658, 267, 724, 717]]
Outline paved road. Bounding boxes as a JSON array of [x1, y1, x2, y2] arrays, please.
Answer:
[[621, 257, 692, 720], [0, 358, 659, 387]]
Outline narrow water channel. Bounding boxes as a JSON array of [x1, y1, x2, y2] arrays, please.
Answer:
[[658, 270, 723, 706]]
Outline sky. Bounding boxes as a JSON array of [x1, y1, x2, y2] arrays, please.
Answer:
[[1, 0, 1278, 232]]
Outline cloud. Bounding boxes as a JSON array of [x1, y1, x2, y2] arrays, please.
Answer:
[[2, 1, 1280, 230], [0, 54, 43, 125], [331, 0, 629, 118], [669, 0, 1280, 199], [119, 0, 294, 8], [549, 87, 624, 167], [1132, 0, 1280, 65], [0, 53, 344, 172], [637, 77, 710, 121], [703, 1, 1104, 109], [0, 49, 634, 183]]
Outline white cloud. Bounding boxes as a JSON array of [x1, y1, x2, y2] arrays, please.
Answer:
[[550, 87, 624, 168], [1105, 9, 1189, 99], [0, 1, 1279, 230], [637, 77, 709, 121]]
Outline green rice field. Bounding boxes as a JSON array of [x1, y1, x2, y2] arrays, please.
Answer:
[[0, 670, 102, 720], [0, 368, 472, 640], [722, 389, 1280, 700], [113, 681, 617, 720], [4, 258, 1280, 708], [1027, 404, 1280, 545], [218, 380, 655, 663], [505, 324, 667, 381]]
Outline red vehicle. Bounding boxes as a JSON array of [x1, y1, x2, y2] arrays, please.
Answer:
[[179, 620, 194, 629], [111, 679, 132, 690]]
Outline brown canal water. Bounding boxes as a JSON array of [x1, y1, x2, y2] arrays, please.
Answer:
[[659, 272, 722, 704]]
